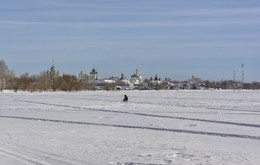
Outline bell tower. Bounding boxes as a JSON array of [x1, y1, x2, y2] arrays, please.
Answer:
[[136, 68, 139, 76]]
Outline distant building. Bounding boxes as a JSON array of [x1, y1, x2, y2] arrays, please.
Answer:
[[90, 67, 98, 80], [189, 76, 205, 89], [120, 73, 126, 80], [47, 64, 59, 78], [108, 76, 119, 82], [130, 69, 143, 85], [78, 70, 88, 82], [104, 79, 116, 83], [119, 73, 131, 85], [150, 74, 162, 84], [50, 65, 56, 75]]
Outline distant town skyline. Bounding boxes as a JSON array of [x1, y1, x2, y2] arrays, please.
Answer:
[[1, 0, 260, 82]]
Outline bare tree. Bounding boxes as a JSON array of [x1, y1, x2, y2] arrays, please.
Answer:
[[37, 71, 52, 91], [16, 73, 33, 91], [250, 82, 260, 89], [0, 60, 8, 91], [6, 69, 15, 89], [104, 82, 116, 91]]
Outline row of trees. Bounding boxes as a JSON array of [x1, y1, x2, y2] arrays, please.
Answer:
[[204, 80, 260, 90], [10, 72, 97, 92], [0, 60, 97, 92], [1, 59, 260, 92]]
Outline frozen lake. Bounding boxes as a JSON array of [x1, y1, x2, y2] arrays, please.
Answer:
[[0, 90, 260, 165]]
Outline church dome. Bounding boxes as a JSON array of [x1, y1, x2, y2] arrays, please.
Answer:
[[50, 65, 56, 72], [90, 68, 98, 74]]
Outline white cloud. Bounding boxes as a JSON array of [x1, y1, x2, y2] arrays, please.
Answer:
[[138, 8, 260, 17], [1, 17, 259, 29], [0, 21, 53, 25]]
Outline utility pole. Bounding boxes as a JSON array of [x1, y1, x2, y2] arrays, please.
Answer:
[[242, 63, 244, 83], [233, 70, 235, 82]]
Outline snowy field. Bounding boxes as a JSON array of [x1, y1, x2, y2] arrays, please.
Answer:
[[0, 90, 260, 165]]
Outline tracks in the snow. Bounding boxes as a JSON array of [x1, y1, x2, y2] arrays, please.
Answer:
[[1, 98, 259, 140], [0, 141, 89, 165], [14, 99, 260, 128], [0, 115, 260, 140]]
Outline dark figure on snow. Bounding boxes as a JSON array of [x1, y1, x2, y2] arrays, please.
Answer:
[[123, 95, 128, 102]]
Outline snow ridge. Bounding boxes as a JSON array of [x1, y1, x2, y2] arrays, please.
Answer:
[[14, 98, 260, 128], [1, 115, 259, 140]]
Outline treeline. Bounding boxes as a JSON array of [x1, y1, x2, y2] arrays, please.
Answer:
[[10, 72, 96, 92], [0, 60, 96, 92], [203, 80, 260, 90], [6, 72, 122, 91], [1, 59, 260, 92], [170, 79, 260, 90]]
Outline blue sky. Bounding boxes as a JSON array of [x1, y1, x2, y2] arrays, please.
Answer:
[[1, 0, 260, 82]]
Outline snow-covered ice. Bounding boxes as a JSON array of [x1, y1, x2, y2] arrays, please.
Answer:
[[0, 90, 260, 165]]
